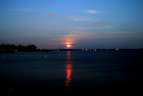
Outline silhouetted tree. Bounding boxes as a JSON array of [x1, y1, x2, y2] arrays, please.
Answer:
[[0, 44, 37, 53], [17, 45, 25, 52], [0, 44, 16, 53], [26, 45, 37, 51]]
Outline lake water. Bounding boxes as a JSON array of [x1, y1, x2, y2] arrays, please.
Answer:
[[0, 51, 139, 95]]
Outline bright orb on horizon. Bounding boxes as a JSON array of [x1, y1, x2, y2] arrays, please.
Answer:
[[66, 44, 72, 48], [64, 33, 74, 49]]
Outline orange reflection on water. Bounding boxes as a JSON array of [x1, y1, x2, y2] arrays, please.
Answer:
[[65, 51, 72, 87], [66, 63, 72, 81]]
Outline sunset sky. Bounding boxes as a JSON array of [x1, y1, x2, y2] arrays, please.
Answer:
[[0, 0, 143, 48]]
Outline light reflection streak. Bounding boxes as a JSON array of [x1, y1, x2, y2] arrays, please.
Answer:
[[65, 51, 72, 87]]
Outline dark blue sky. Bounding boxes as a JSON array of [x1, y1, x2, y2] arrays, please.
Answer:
[[0, 0, 143, 48]]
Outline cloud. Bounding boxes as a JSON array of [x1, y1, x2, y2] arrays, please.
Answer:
[[74, 21, 112, 30], [86, 9, 102, 15], [47, 12, 57, 17], [15, 8, 34, 13], [93, 21, 112, 29], [78, 32, 143, 47], [76, 25, 112, 30], [67, 16, 90, 22]]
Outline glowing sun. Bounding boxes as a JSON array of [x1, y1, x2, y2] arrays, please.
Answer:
[[66, 44, 72, 48], [63, 33, 74, 49]]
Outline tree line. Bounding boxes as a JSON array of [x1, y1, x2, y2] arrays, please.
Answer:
[[0, 44, 37, 53]]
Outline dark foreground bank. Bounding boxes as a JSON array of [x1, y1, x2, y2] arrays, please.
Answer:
[[0, 51, 139, 96]]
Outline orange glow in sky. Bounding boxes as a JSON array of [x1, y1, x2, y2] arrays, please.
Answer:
[[64, 34, 74, 48]]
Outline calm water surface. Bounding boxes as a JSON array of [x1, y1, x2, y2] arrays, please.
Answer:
[[0, 51, 139, 95]]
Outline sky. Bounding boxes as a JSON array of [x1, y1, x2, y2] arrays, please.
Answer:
[[0, 0, 143, 49]]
